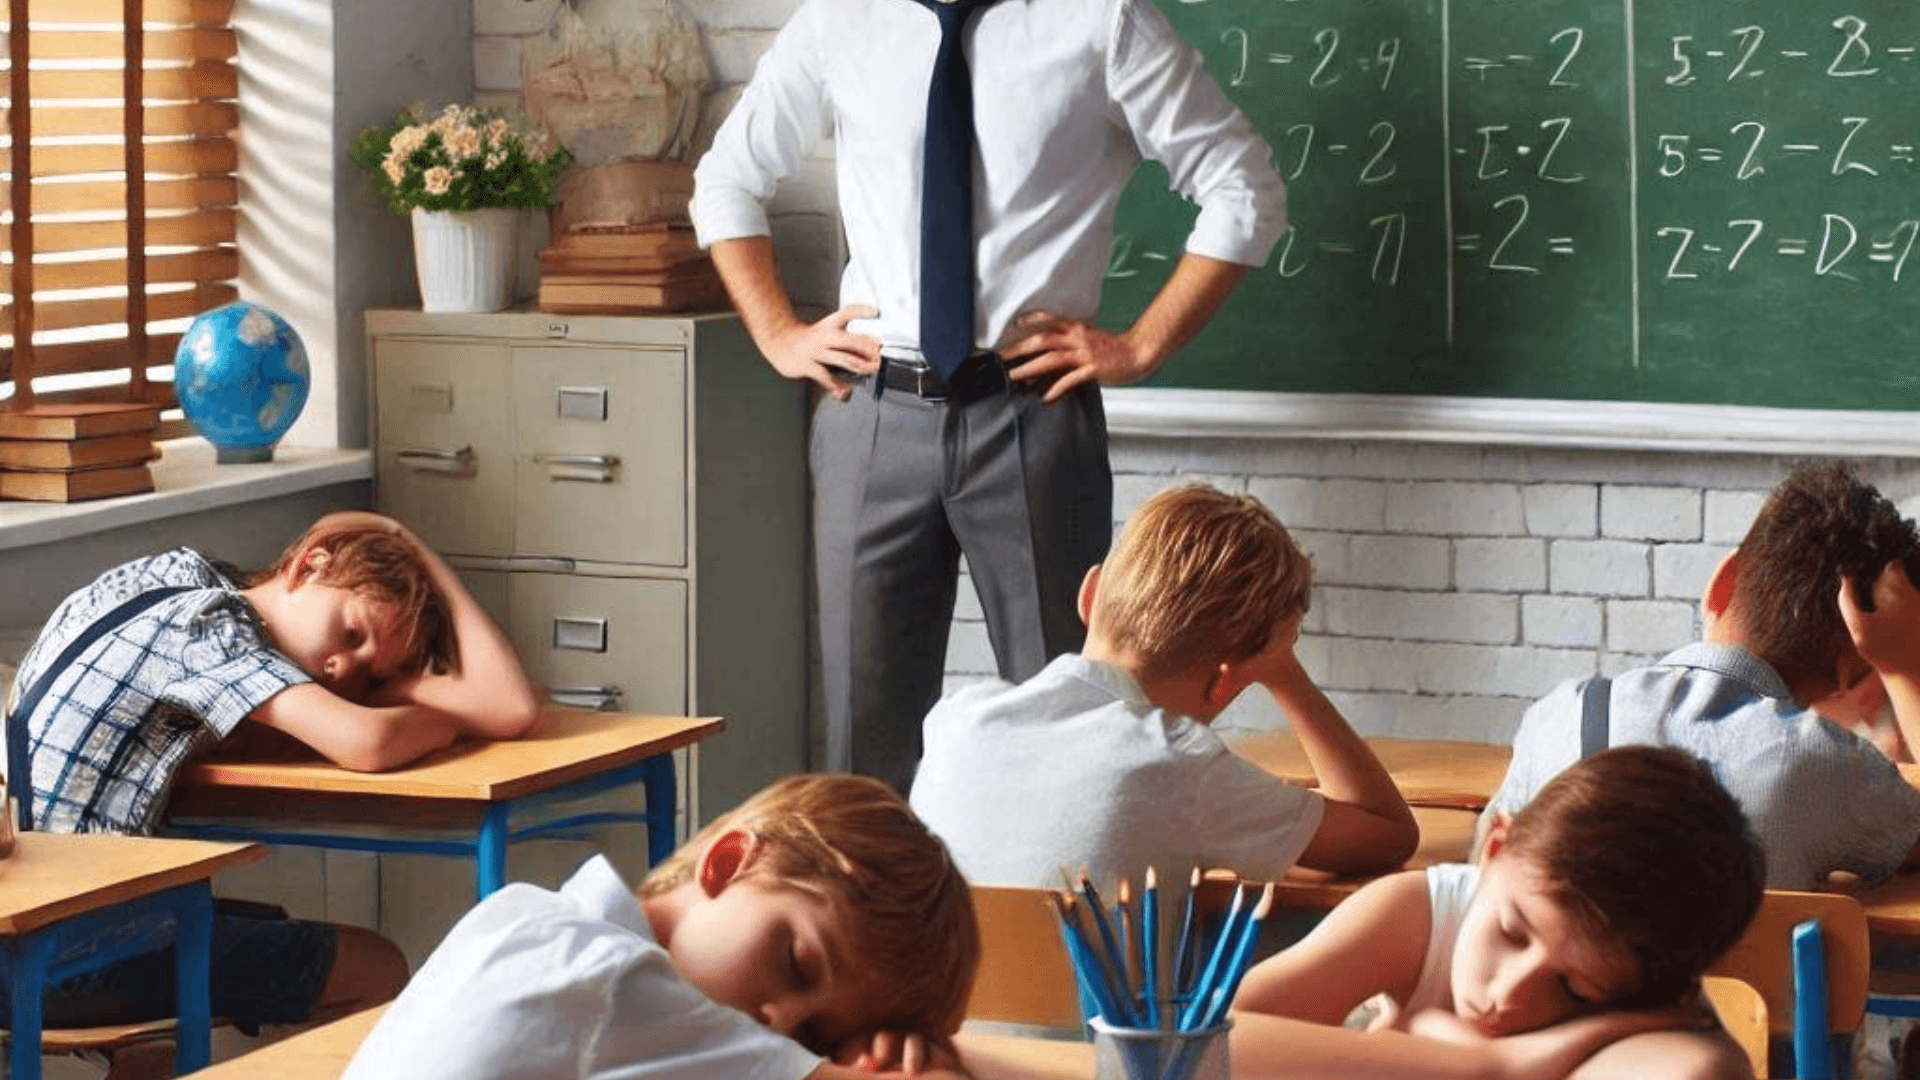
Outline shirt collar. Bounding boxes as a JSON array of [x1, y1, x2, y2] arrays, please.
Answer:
[[1059, 652, 1153, 708], [560, 854, 655, 939], [1655, 641, 1795, 701]]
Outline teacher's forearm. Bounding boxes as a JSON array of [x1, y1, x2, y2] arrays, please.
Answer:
[[710, 236, 807, 354], [1121, 252, 1250, 377]]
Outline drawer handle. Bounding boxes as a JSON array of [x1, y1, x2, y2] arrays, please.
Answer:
[[552, 616, 609, 652], [535, 454, 620, 483], [548, 685, 623, 711], [397, 446, 475, 474]]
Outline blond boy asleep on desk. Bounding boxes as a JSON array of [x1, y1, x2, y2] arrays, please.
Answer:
[[0, 508, 538, 1058], [341, 774, 983, 1080], [911, 484, 1417, 890], [1220, 745, 1764, 1080]]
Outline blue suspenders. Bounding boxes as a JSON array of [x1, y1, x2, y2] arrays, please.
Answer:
[[5, 587, 190, 832], [1578, 675, 1612, 760]]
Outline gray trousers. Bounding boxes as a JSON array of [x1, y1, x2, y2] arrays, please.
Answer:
[[810, 368, 1113, 793]]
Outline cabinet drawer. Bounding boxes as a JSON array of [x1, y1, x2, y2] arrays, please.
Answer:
[[511, 346, 687, 567], [373, 339, 515, 557], [506, 573, 688, 717]]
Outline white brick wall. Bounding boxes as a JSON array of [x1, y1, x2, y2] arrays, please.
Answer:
[[941, 441, 1920, 746]]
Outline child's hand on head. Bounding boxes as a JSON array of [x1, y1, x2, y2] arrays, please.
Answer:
[[1842, 560, 1920, 680]]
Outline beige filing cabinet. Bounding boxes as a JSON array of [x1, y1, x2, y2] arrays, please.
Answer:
[[365, 308, 809, 836]]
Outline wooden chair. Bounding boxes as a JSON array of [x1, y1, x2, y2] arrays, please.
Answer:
[[1703, 975, 1770, 1078], [967, 873, 1243, 1035], [1707, 890, 1869, 1080]]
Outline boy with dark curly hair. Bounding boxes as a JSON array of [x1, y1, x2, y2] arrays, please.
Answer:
[[1480, 460, 1920, 889]]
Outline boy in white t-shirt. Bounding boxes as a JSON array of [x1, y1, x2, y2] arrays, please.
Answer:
[[912, 483, 1417, 888], [342, 774, 981, 1080]]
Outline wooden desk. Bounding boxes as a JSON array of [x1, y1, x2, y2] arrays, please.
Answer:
[[167, 708, 723, 897], [193, 1004, 385, 1078], [960, 1032, 1093, 1080], [1269, 805, 1481, 911], [1230, 733, 1511, 811], [191, 1009, 1079, 1080], [1854, 872, 1920, 939], [0, 834, 264, 1080]]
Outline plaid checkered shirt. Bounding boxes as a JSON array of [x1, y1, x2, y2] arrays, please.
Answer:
[[4, 548, 309, 834]]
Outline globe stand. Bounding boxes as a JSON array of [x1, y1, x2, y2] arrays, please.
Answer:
[[213, 444, 277, 464]]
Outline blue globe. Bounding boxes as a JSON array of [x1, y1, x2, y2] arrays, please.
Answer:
[[174, 301, 311, 463]]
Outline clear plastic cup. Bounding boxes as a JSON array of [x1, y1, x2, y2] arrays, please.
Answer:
[[1090, 1016, 1232, 1080]]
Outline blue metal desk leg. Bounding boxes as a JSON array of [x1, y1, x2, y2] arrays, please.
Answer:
[[642, 754, 676, 867], [8, 931, 58, 1080], [172, 882, 214, 1074], [477, 802, 512, 898]]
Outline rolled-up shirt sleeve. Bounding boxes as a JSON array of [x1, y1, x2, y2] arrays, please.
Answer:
[[691, 0, 834, 248], [1105, 0, 1286, 268]]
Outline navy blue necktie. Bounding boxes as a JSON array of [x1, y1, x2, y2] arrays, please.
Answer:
[[914, 0, 995, 380]]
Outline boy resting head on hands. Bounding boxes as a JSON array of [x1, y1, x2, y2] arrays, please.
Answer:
[[342, 772, 983, 1080]]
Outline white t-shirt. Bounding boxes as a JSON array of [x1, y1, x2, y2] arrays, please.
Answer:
[[909, 654, 1323, 888], [341, 856, 824, 1080]]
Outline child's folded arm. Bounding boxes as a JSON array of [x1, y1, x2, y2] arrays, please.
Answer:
[[1253, 647, 1418, 875], [248, 683, 460, 772], [1233, 869, 1433, 1026]]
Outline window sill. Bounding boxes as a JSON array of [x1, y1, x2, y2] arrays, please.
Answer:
[[0, 439, 372, 553]]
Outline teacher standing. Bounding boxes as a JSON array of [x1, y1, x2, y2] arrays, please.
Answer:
[[691, 0, 1287, 793]]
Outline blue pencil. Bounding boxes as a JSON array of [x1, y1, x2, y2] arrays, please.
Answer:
[[1052, 891, 1126, 1023], [1197, 881, 1275, 1029], [1117, 878, 1136, 1011], [1179, 882, 1246, 1031], [1169, 868, 1201, 1014], [1142, 867, 1161, 1029], [1077, 872, 1138, 1024]]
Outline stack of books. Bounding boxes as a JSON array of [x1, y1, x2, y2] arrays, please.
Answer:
[[535, 222, 726, 315], [0, 403, 162, 502]]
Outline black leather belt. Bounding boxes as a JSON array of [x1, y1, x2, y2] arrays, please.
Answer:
[[875, 352, 1006, 402]]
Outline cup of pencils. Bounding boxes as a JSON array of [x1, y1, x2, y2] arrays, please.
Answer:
[[1050, 867, 1275, 1080]]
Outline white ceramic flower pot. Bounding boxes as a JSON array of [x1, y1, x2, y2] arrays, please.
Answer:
[[411, 207, 521, 313]]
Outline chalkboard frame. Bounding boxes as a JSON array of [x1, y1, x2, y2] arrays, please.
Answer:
[[1102, 388, 1920, 457]]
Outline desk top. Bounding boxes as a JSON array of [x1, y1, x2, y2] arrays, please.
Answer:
[[1230, 733, 1510, 811], [173, 709, 722, 802], [190, 1009, 1083, 1080], [0, 834, 264, 936], [1269, 804, 1480, 911], [195, 1004, 384, 1078], [959, 1032, 1091, 1080]]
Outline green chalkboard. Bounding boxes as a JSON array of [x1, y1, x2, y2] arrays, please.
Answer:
[[1101, 0, 1920, 410]]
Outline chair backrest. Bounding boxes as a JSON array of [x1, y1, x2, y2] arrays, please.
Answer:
[[967, 873, 1244, 1033], [966, 885, 1084, 1031], [1707, 889, 1869, 1080], [1703, 975, 1770, 1079]]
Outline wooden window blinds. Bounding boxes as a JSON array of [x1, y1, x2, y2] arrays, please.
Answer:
[[5, 0, 238, 436]]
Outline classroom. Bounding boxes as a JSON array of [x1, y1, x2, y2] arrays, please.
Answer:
[[3, 0, 1919, 1077]]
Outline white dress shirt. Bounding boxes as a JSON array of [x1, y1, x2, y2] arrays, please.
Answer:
[[340, 856, 823, 1080], [910, 654, 1322, 888], [691, 0, 1287, 360]]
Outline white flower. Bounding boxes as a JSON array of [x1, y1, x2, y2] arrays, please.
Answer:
[[487, 118, 510, 147], [389, 124, 427, 158], [484, 151, 506, 170], [237, 306, 276, 346], [382, 153, 405, 184], [446, 125, 482, 161], [423, 166, 452, 195]]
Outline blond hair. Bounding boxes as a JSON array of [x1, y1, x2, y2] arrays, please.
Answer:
[[642, 774, 980, 1037], [1091, 485, 1312, 679]]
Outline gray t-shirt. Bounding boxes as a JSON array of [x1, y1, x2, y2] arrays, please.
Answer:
[[909, 654, 1323, 888], [1483, 642, 1920, 889]]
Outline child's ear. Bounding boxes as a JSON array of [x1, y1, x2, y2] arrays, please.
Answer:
[[1076, 563, 1103, 629], [287, 544, 331, 589], [1478, 812, 1514, 863], [695, 829, 761, 898], [1702, 550, 1740, 624]]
